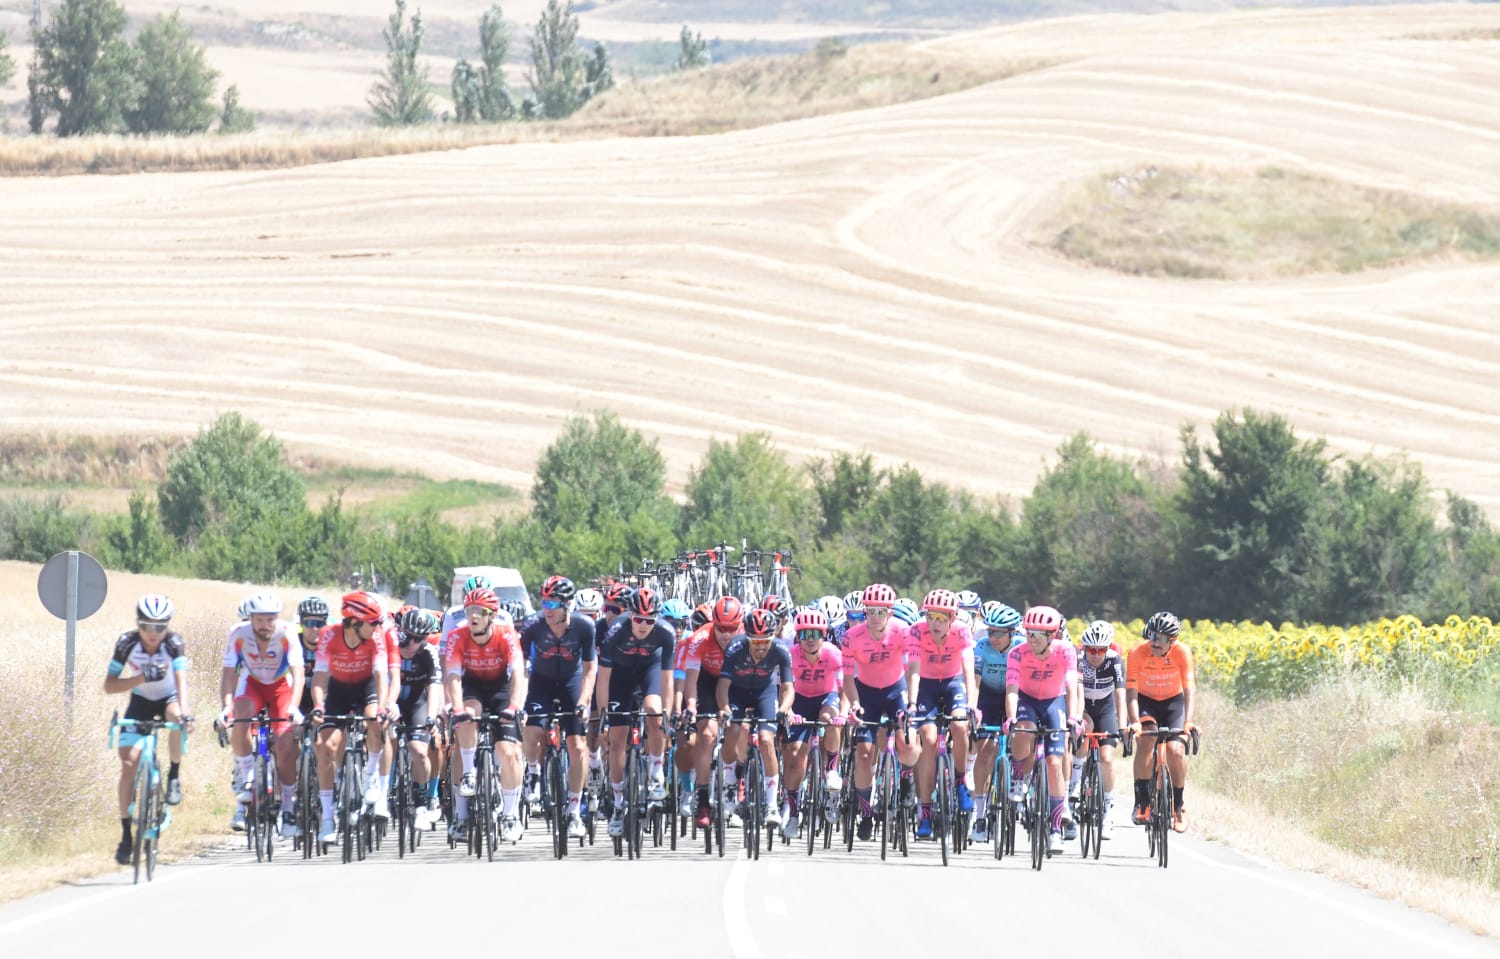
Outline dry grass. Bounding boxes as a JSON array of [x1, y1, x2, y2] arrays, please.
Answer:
[[1189, 679, 1500, 934], [1047, 165, 1500, 278], [0, 43, 1044, 176], [0, 434, 182, 486]]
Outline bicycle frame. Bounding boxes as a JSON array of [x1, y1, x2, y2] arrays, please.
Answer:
[[110, 715, 185, 883]]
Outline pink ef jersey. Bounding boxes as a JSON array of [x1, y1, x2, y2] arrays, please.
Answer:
[[1005, 640, 1078, 699], [791, 642, 843, 697], [841, 620, 911, 689], [907, 620, 974, 680]]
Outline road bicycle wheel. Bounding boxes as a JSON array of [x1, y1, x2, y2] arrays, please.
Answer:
[[936, 754, 952, 867], [257, 754, 276, 863], [745, 751, 763, 861], [1028, 762, 1046, 871], [548, 750, 568, 860], [1081, 752, 1102, 860], [143, 772, 161, 881], [297, 741, 317, 859], [480, 748, 499, 862], [712, 756, 726, 858], [1155, 762, 1172, 868], [625, 747, 643, 860], [877, 749, 894, 862], [130, 759, 151, 884], [341, 751, 361, 864], [806, 751, 824, 857]]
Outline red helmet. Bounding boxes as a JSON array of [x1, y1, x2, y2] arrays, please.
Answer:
[[793, 608, 828, 633], [760, 593, 792, 622], [922, 589, 959, 615], [631, 587, 662, 618], [712, 596, 743, 629], [603, 582, 635, 608], [540, 575, 576, 603], [861, 583, 896, 609], [463, 587, 500, 612], [691, 603, 713, 630], [341, 591, 384, 625], [1022, 605, 1064, 634], [745, 609, 776, 639]]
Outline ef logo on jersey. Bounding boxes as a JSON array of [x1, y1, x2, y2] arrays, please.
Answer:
[[801, 668, 826, 683], [869, 650, 891, 664], [1028, 667, 1056, 681]]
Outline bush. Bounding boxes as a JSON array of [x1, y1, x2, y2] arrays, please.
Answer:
[[0, 493, 94, 562], [158, 412, 305, 544]]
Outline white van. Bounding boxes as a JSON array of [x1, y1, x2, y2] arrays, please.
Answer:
[[450, 565, 533, 615]]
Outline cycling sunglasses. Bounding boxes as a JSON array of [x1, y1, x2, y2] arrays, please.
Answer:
[[300, 619, 327, 630], [137, 622, 169, 633], [795, 628, 824, 643], [604, 604, 624, 616], [540, 599, 564, 610], [845, 611, 867, 623], [465, 605, 495, 617], [925, 611, 952, 624], [631, 615, 657, 626]]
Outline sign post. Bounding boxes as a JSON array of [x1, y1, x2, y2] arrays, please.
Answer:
[[38, 550, 109, 720]]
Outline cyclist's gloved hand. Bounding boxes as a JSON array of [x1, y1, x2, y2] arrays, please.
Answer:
[[788, 713, 804, 726], [971, 707, 984, 728], [215, 707, 233, 730], [574, 703, 589, 720], [1000, 718, 1012, 735], [140, 662, 166, 683]]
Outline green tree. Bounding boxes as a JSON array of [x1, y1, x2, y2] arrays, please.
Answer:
[[31, 0, 139, 135], [157, 412, 306, 544], [583, 40, 612, 98], [808, 451, 882, 541], [451, 58, 481, 122], [531, 410, 676, 533], [218, 82, 255, 133], [451, 4, 513, 123], [527, 0, 585, 119], [1176, 409, 1330, 622], [0, 29, 15, 88], [124, 12, 218, 134], [1423, 493, 1500, 618], [0, 493, 92, 562], [853, 464, 968, 596], [100, 490, 176, 573], [369, 0, 433, 127], [680, 433, 819, 548], [673, 24, 708, 71]]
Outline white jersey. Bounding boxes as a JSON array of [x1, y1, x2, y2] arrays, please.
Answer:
[[110, 630, 187, 701], [221, 620, 298, 694]]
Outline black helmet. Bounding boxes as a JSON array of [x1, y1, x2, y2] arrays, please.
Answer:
[[1145, 611, 1181, 640], [297, 596, 330, 620]]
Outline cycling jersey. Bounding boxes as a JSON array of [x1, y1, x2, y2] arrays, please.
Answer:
[[110, 630, 187, 701], [681, 626, 733, 677], [974, 630, 1023, 692], [907, 620, 974, 680], [720, 640, 793, 691], [315, 624, 389, 683], [1005, 640, 1078, 700], [444, 625, 522, 683], [398, 642, 441, 703], [841, 620, 911, 688], [1079, 648, 1126, 702], [222, 622, 298, 692], [790, 642, 842, 697], [1126, 642, 1194, 700], [598, 618, 673, 673], [522, 613, 597, 682]]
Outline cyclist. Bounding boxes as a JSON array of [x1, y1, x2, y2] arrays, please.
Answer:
[[1126, 611, 1196, 833], [1072, 620, 1126, 840], [836, 590, 865, 647], [954, 589, 984, 632], [970, 602, 1022, 842], [842, 583, 920, 842], [444, 586, 527, 844], [294, 596, 329, 719], [716, 609, 794, 830], [890, 598, 920, 628], [394, 607, 444, 827], [309, 592, 390, 845], [906, 588, 976, 840], [370, 603, 404, 822], [781, 607, 843, 839], [683, 596, 744, 827], [760, 593, 795, 645], [520, 575, 597, 839], [217, 592, 304, 835], [576, 588, 605, 625], [105, 594, 193, 865], [597, 586, 674, 837], [1004, 605, 1081, 855]]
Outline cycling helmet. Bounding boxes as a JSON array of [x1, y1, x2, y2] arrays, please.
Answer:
[[501, 600, 529, 623], [983, 603, 1023, 631], [1145, 611, 1181, 640], [463, 574, 492, 594], [342, 591, 385, 624], [760, 593, 793, 619], [712, 595, 744, 629], [922, 589, 959, 615], [842, 590, 865, 614], [241, 592, 283, 616], [955, 589, 983, 612], [136, 593, 174, 623], [631, 587, 662, 618], [661, 598, 691, 622], [575, 588, 604, 615], [603, 582, 635, 609], [691, 603, 713, 630], [397, 607, 440, 638], [462, 587, 499, 612], [235, 598, 252, 619], [1080, 620, 1115, 648], [297, 595, 330, 620], [540, 575, 576, 604], [1022, 605, 1064, 635], [817, 595, 847, 630], [861, 583, 896, 609], [794, 608, 829, 634], [745, 609, 777, 639], [891, 598, 920, 625]]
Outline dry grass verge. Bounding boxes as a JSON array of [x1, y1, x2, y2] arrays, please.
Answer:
[[0, 44, 1048, 176], [0, 434, 182, 486], [1047, 165, 1500, 278]]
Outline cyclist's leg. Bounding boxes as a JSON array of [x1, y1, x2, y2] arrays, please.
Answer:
[[913, 678, 939, 808], [946, 679, 970, 794]]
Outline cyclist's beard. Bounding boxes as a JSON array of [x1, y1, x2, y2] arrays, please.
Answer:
[[252, 623, 274, 643]]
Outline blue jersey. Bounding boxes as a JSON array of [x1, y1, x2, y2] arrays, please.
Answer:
[[720, 640, 793, 692], [522, 613, 597, 682], [974, 630, 1024, 693], [598, 617, 673, 672]]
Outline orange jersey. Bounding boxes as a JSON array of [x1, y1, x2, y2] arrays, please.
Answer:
[[445, 625, 522, 683], [314, 624, 389, 684], [1125, 642, 1195, 700]]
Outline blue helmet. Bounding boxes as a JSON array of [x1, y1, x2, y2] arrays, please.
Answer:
[[983, 603, 1022, 631], [661, 598, 691, 622], [890, 598, 920, 626]]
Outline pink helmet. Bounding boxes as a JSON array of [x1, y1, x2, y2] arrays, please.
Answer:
[[922, 588, 959, 615], [861, 583, 896, 609], [1022, 605, 1064, 634], [793, 608, 828, 633]]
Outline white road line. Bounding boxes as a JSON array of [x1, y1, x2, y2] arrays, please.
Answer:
[[0, 860, 240, 939], [722, 855, 764, 959], [1172, 843, 1494, 959]]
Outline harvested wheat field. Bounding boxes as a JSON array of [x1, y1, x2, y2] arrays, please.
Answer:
[[3, 4, 1500, 509]]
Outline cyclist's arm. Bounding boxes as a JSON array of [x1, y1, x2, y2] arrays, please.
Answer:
[[776, 680, 794, 717], [1125, 689, 1140, 726], [682, 666, 700, 714], [578, 659, 597, 715], [841, 668, 859, 714], [507, 645, 527, 715], [1177, 646, 1197, 727], [1005, 688, 1018, 725], [103, 659, 145, 695], [219, 665, 238, 713], [715, 675, 731, 714], [172, 650, 191, 718], [287, 646, 305, 719], [961, 648, 976, 713], [312, 670, 330, 712], [594, 665, 611, 715], [1113, 685, 1126, 729], [904, 655, 920, 709]]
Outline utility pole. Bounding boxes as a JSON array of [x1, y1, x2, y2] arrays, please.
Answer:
[[32, 0, 41, 29]]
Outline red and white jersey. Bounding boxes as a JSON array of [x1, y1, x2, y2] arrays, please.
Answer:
[[445, 625, 522, 683], [314, 624, 389, 684], [222, 621, 297, 693]]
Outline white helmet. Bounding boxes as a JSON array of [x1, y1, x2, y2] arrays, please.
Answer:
[[955, 590, 983, 612], [575, 588, 604, 615], [817, 595, 847, 630], [1080, 620, 1115, 648], [241, 592, 283, 616], [136, 593, 174, 623]]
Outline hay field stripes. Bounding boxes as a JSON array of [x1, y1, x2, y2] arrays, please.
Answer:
[[2, 6, 1499, 505]]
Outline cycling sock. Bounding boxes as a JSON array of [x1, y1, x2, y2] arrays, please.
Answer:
[[680, 770, 695, 792], [281, 784, 296, 809], [234, 755, 252, 783], [965, 755, 976, 781], [121, 818, 131, 843], [567, 791, 581, 815], [427, 779, 440, 801], [919, 803, 931, 819], [648, 755, 664, 779], [1134, 779, 1149, 808], [319, 790, 334, 819], [697, 785, 710, 802], [1175, 784, 1185, 810], [764, 775, 778, 806], [168, 762, 180, 781], [413, 780, 428, 803], [724, 767, 737, 787], [1069, 757, 1084, 791], [787, 792, 799, 815], [455, 796, 469, 820], [460, 748, 476, 775], [974, 795, 988, 818], [856, 787, 872, 816], [502, 788, 520, 818], [1049, 797, 1065, 832], [825, 751, 838, 773], [612, 780, 625, 802]]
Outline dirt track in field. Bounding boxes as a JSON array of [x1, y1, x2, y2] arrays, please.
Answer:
[[2, 5, 1499, 510]]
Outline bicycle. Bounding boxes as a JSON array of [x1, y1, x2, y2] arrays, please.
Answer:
[[294, 720, 320, 859], [450, 711, 512, 862], [109, 713, 186, 884], [1010, 721, 1066, 871], [220, 710, 287, 863], [922, 707, 970, 867], [531, 700, 577, 859], [390, 718, 430, 859], [603, 697, 656, 860], [854, 712, 911, 862], [317, 713, 374, 863], [1130, 725, 1200, 868], [784, 716, 840, 856], [1074, 730, 1126, 861], [723, 706, 773, 861], [697, 712, 728, 859], [973, 723, 1016, 861]]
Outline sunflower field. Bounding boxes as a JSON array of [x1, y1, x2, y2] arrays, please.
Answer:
[[1078, 615, 1500, 706]]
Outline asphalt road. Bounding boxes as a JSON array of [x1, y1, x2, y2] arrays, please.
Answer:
[[1, 808, 1496, 959]]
